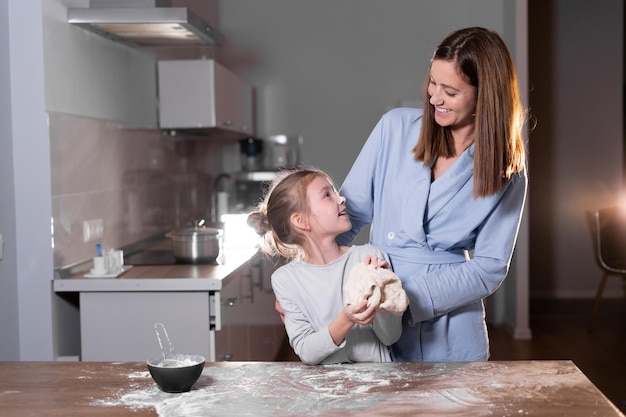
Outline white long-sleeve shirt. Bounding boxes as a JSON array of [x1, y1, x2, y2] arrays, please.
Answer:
[[271, 245, 402, 365]]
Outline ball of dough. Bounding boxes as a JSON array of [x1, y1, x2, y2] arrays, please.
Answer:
[[344, 263, 409, 316]]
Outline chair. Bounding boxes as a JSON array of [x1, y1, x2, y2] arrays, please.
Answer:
[[588, 206, 626, 331]]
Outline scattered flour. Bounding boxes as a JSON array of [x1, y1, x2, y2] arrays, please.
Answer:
[[95, 363, 412, 416], [91, 361, 595, 417], [128, 371, 150, 379]]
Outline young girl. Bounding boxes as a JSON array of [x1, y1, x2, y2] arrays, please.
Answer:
[[247, 168, 403, 365]]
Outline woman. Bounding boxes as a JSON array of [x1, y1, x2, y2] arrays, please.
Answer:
[[337, 27, 528, 361], [248, 168, 404, 365]]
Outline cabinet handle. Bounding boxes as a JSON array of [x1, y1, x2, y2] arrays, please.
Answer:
[[222, 120, 234, 126], [225, 297, 237, 307], [242, 271, 255, 303], [249, 258, 264, 292], [223, 354, 233, 361]]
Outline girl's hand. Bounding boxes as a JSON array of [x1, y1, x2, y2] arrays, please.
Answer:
[[344, 299, 377, 326], [363, 255, 389, 270], [330, 299, 377, 345]]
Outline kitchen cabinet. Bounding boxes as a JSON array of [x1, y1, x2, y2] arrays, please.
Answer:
[[215, 253, 286, 361], [80, 291, 212, 361], [158, 59, 254, 135], [53, 247, 285, 362]]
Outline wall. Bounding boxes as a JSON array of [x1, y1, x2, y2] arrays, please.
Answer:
[[0, 0, 54, 360], [44, 1, 232, 359], [43, 0, 158, 128], [44, 1, 238, 270], [49, 115, 227, 269], [0, 0, 19, 360], [46, 0, 167, 269], [528, 0, 624, 298], [218, 0, 508, 183]]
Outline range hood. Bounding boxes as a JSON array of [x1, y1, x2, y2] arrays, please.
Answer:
[[67, 1, 223, 47]]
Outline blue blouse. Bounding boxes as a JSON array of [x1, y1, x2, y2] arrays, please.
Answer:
[[338, 108, 527, 361]]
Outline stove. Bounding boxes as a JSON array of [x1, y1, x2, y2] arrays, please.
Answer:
[[124, 249, 220, 266], [124, 250, 178, 265]]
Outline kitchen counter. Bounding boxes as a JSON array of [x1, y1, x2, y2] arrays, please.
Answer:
[[51, 243, 283, 362], [53, 246, 260, 292], [0, 360, 622, 417]]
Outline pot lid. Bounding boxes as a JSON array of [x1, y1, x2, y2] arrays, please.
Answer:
[[170, 226, 222, 236]]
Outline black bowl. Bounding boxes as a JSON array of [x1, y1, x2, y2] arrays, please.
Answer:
[[146, 354, 205, 393]]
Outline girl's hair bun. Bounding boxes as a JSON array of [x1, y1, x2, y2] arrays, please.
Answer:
[[247, 211, 270, 236]]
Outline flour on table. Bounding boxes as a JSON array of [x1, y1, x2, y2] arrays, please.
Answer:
[[128, 371, 150, 379], [344, 263, 409, 315], [93, 363, 410, 417], [90, 361, 597, 417]]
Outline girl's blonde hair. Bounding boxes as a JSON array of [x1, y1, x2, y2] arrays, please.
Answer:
[[413, 26, 527, 198], [247, 167, 337, 262]]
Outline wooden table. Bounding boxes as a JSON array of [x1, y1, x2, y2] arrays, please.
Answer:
[[0, 361, 622, 416]]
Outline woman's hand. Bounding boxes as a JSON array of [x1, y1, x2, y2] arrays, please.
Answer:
[[275, 299, 286, 324], [363, 255, 389, 270]]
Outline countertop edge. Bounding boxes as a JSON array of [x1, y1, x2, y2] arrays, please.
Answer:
[[52, 247, 261, 292], [52, 277, 224, 292]]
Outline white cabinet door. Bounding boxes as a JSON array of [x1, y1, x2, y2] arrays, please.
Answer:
[[247, 254, 288, 361], [213, 62, 253, 134], [214, 267, 249, 361], [80, 292, 214, 362], [215, 257, 286, 361], [158, 59, 254, 135]]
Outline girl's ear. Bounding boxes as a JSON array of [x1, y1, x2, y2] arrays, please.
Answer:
[[290, 212, 309, 231]]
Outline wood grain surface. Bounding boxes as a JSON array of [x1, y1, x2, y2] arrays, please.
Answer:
[[0, 361, 623, 417]]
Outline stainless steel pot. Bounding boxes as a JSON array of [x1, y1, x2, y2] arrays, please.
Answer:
[[167, 226, 223, 263]]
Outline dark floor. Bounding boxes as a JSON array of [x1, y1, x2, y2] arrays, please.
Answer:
[[276, 298, 626, 413]]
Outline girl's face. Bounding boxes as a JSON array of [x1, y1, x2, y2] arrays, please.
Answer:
[[305, 175, 351, 237], [427, 59, 477, 135]]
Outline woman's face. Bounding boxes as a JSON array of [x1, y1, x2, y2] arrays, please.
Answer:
[[428, 59, 477, 135]]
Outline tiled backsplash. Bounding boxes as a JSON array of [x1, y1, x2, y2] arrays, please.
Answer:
[[50, 113, 225, 269]]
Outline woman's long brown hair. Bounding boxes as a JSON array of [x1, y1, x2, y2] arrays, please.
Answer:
[[413, 27, 526, 198]]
